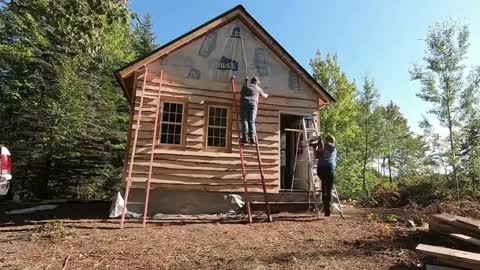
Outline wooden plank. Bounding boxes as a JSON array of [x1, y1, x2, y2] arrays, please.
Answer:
[[416, 244, 480, 269], [128, 168, 278, 177], [129, 181, 279, 193], [456, 216, 480, 230], [158, 77, 318, 101], [132, 161, 278, 172], [135, 87, 318, 110], [129, 174, 276, 185], [426, 264, 462, 270], [433, 257, 480, 270], [449, 233, 480, 248], [139, 83, 317, 106], [133, 153, 279, 166], [430, 215, 480, 239]]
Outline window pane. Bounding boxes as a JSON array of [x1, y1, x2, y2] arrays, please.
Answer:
[[220, 116, 226, 127], [159, 103, 184, 145], [208, 127, 213, 138], [160, 135, 166, 144], [162, 111, 169, 122], [174, 125, 181, 135], [207, 107, 229, 148], [167, 112, 174, 122], [176, 113, 183, 123]]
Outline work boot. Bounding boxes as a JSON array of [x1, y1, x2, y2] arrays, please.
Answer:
[[324, 207, 331, 217], [241, 137, 248, 145], [249, 136, 256, 144]]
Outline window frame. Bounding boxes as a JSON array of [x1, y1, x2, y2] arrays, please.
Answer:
[[156, 96, 188, 149], [203, 101, 232, 152]]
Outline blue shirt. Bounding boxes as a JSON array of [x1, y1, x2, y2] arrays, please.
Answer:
[[317, 144, 337, 169]]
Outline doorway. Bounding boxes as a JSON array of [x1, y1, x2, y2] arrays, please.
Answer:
[[280, 113, 306, 190]]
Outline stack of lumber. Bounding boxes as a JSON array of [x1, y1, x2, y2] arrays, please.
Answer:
[[429, 213, 480, 239], [415, 213, 480, 270]]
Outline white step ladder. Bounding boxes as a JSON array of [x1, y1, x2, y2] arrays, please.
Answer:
[[286, 116, 345, 218]]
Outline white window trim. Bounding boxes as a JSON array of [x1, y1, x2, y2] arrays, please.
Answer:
[[205, 104, 230, 150], [158, 100, 186, 146]]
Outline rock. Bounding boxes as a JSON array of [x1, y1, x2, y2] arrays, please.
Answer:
[[407, 220, 416, 227]]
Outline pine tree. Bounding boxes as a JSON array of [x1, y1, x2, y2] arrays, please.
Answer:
[[133, 12, 156, 56], [0, 0, 136, 199]]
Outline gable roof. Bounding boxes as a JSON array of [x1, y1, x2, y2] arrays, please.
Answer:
[[114, 5, 335, 104]]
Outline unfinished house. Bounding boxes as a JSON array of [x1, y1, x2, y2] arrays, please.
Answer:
[[113, 5, 334, 216]]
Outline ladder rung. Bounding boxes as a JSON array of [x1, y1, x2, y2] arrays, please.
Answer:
[[284, 128, 303, 132]]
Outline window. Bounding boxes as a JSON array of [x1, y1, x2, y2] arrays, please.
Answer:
[[160, 102, 184, 145], [206, 105, 230, 149]]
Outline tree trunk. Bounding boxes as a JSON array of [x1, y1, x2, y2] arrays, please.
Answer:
[[388, 154, 393, 182], [38, 154, 52, 199], [446, 101, 460, 200], [362, 129, 369, 192]]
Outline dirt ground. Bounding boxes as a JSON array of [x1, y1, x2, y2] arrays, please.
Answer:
[[0, 204, 432, 270]]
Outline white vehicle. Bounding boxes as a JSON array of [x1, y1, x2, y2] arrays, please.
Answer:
[[0, 145, 12, 196]]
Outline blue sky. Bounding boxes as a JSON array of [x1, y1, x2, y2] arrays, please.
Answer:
[[130, 0, 480, 134]]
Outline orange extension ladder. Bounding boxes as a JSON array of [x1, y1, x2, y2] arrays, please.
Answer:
[[230, 76, 273, 223], [120, 67, 164, 229]]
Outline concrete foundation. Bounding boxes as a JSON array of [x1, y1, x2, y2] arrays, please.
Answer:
[[109, 189, 316, 218]]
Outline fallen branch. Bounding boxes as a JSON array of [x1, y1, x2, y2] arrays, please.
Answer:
[[61, 254, 71, 270]]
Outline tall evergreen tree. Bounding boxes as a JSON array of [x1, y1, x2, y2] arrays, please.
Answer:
[[0, 0, 136, 199], [133, 12, 156, 56]]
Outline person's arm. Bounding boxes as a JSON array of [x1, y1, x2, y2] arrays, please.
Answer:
[[258, 86, 268, 98], [315, 138, 324, 159]]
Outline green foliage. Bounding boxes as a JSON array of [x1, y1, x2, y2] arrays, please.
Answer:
[[132, 12, 156, 57], [310, 52, 363, 197], [397, 175, 450, 206], [33, 220, 76, 241], [0, 0, 140, 199], [358, 77, 381, 192], [411, 20, 480, 199], [372, 181, 400, 207], [383, 214, 399, 224]]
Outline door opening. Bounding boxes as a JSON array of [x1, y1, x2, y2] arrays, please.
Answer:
[[280, 114, 307, 190]]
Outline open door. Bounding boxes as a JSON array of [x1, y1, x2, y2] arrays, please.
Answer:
[[280, 114, 304, 190]]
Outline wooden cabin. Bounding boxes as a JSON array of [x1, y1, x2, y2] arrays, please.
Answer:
[[114, 5, 334, 215]]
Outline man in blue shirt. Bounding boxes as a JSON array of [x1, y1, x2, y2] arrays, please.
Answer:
[[240, 77, 269, 144], [315, 134, 337, 217]]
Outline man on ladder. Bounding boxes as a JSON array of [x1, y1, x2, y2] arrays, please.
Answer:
[[240, 77, 268, 144]]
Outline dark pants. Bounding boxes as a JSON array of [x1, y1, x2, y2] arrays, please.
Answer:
[[240, 99, 257, 139], [317, 165, 335, 211]]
